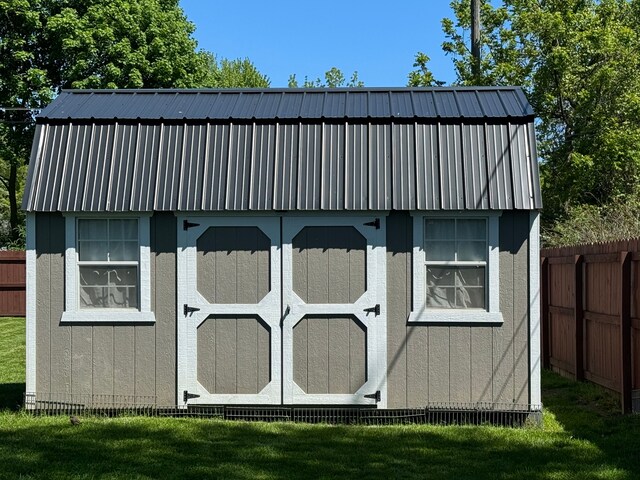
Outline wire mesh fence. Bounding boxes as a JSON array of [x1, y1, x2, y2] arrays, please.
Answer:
[[24, 393, 542, 426]]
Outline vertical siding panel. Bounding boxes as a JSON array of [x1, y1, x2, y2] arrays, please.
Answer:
[[35, 213, 51, 395], [406, 326, 429, 406], [307, 228, 329, 304], [257, 319, 271, 392], [292, 227, 308, 303], [429, 327, 450, 403], [369, 124, 392, 210], [92, 327, 114, 396], [495, 212, 515, 403], [215, 228, 237, 303], [236, 317, 258, 394], [348, 228, 366, 303], [71, 327, 92, 397], [48, 214, 70, 397], [215, 318, 237, 393], [293, 318, 309, 392], [113, 327, 135, 396], [328, 229, 350, 303], [349, 318, 366, 394], [386, 212, 409, 408], [513, 213, 530, 404], [257, 231, 271, 304], [153, 213, 176, 405], [307, 318, 329, 393], [236, 227, 258, 303], [197, 319, 216, 393], [328, 318, 350, 393], [471, 327, 493, 402], [449, 327, 471, 402], [134, 326, 156, 402]]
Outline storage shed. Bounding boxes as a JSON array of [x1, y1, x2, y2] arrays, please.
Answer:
[[23, 87, 542, 414]]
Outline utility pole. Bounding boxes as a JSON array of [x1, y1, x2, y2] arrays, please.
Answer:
[[471, 0, 481, 83]]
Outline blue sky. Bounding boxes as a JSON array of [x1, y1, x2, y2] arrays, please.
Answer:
[[179, 1, 460, 87]]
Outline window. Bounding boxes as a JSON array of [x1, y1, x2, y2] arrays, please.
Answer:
[[409, 213, 502, 323], [62, 215, 154, 323]]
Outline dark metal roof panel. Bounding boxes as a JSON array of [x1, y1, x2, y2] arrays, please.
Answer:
[[345, 92, 368, 118], [462, 124, 490, 209], [344, 123, 368, 209], [439, 124, 465, 209], [392, 124, 416, 209], [415, 123, 440, 210], [390, 91, 414, 118], [38, 87, 535, 121], [25, 91, 542, 213]]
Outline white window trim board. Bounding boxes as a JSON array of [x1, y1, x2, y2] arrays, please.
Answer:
[[61, 214, 154, 323], [25, 213, 37, 403], [408, 211, 503, 324], [529, 211, 542, 408]]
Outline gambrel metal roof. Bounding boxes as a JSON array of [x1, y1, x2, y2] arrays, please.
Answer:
[[23, 87, 542, 212]]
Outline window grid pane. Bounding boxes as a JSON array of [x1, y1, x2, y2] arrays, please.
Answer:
[[424, 218, 488, 310], [77, 219, 140, 310]]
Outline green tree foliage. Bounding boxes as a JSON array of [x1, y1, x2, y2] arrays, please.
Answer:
[[407, 52, 445, 86], [204, 54, 270, 88], [0, 0, 269, 246], [438, 0, 640, 241], [288, 67, 364, 88]]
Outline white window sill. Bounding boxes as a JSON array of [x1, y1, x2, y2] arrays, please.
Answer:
[[408, 310, 503, 324], [61, 311, 156, 324]]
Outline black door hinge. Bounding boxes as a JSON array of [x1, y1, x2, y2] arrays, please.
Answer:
[[363, 304, 380, 316], [364, 218, 380, 229], [183, 390, 200, 403], [364, 390, 381, 402], [183, 304, 201, 316], [183, 219, 200, 230]]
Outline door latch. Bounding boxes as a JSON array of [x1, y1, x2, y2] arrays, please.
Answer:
[[183, 304, 201, 316], [363, 304, 380, 316]]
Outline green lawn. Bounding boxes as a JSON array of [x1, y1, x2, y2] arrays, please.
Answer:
[[1, 316, 639, 480]]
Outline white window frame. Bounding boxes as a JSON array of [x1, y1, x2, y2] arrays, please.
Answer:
[[61, 214, 154, 323], [408, 211, 503, 324]]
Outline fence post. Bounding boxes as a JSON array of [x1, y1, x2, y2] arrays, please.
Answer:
[[574, 255, 584, 381], [620, 251, 632, 413], [541, 257, 550, 369]]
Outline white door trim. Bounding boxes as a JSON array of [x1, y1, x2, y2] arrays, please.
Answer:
[[177, 215, 282, 405], [281, 215, 387, 407]]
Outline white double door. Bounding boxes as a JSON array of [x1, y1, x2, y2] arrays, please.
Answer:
[[177, 215, 386, 407]]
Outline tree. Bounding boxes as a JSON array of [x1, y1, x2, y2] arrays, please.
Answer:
[[288, 67, 364, 88], [437, 0, 640, 229], [204, 54, 270, 88], [407, 52, 445, 86], [0, 0, 269, 245]]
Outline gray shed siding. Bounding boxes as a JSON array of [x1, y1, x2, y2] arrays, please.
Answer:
[[34, 212, 177, 406], [386, 211, 531, 408]]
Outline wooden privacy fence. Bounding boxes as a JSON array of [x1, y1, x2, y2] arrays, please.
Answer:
[[541, 240, 640, 413], [0, 251, 26, 317]]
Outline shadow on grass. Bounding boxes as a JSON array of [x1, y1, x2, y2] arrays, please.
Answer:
[[542, 370, 640, 479], [0, 382, 24, 411], [0, 414, 629, 480]]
